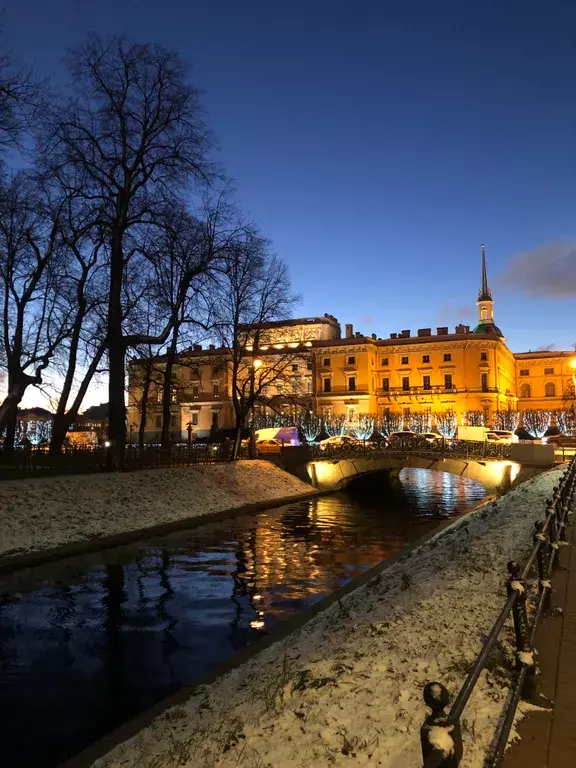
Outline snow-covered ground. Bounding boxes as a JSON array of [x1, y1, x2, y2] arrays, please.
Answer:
[[0, 461, 312, 559], [92, 467, 564, 768]]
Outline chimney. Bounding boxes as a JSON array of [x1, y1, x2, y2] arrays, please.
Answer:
[[355, 331, 362, 338], [437, 326, 448, 335], [390, 333, 397, 339], [345, 323, 353, 338], [209, 344, 215, 351], [193, 344, 202, 352], [371, 333, 377, 340], [401, 330, 410, 338], [417, 328, 431, 337]]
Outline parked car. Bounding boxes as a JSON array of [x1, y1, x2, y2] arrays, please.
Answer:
[[420, 431, 445, 443], [489, 430, 518, 444], [543, 434, 576, 448], [256, 439, 283, 454], [485, 432, 507, 443], [319, 435, 360, 451]]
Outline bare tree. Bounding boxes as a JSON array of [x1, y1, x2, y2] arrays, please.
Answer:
[[0, 172, 70, 450], [324, 413, 347, 437], [39, 35, 213, 462], [554, 407, 575, 436], [296, 410, 322, 443], [407, 411, 431, 433], [0, 34, 43, 152], [434, 410, 457, 438], [463, 410, 485, 427], [376, 411, 403, 436], [493, 408, 520, 432], [351, 414, 375, 441], [211, 232, 299, 458]]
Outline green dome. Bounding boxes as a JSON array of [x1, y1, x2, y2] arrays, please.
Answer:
[[473, 321, 504, 337]]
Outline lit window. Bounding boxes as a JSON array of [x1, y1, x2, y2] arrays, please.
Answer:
[[192, 386, 199, 398], [444, 374, 453, 390], [191, 413, 199, 426], [443, 353, 452, 362], [422, 355, 430, 363], [520, 369, 529, 376], [544, 367, 554, 375], [423, 375, 431, 390], [545, 382, 556, 397], [348, 376, 356, 391], [381, 357, 389, 366], [401, 356, 409, 365], [213, 383, 220, 398], [347, 355, 356, 365]]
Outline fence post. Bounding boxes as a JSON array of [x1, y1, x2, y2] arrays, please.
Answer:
[[507, 561, 536, 699], [534, 520, 552, 612], [420, 682, 462, 767]]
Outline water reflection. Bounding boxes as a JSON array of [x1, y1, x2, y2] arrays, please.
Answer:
[[0, 469, 485, 768]]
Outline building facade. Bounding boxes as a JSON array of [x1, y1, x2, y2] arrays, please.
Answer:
[[127, 249, 576, 442]]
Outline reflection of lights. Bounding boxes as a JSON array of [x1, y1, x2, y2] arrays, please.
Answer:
[[253, 594, 263, 600], [250, 620, 265, 629]]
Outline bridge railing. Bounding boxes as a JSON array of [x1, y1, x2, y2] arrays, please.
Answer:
[[420, 455, 576, 767], [308, 438, 512, 461]]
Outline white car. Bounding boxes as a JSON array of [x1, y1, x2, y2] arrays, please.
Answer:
[[489, 430, 518, 444], [319, 435, 360, 450], [485, 432, 506, 443]]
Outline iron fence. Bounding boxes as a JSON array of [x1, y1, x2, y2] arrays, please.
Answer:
[[420, 455, 576, 767], [0, 442, 246, 480], [308, 438, 513, 461]]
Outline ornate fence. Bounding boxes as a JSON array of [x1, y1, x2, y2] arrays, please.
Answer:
[[0, 442, 246, 480], [420, 455, 576, 767], [309, 438, 513, 462]]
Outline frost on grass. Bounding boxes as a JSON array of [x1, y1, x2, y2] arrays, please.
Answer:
[[92, 467, 564, 768], [0, 461, 312, 558]]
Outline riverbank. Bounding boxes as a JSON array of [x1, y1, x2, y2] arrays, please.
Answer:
[[87, 466, 565, 768], [0, 462, 313, 562]]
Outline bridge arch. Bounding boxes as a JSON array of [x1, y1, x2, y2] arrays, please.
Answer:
[[306, 455, 522, 495]]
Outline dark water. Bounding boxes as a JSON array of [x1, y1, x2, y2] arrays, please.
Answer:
[[0, 469, 486, 768]]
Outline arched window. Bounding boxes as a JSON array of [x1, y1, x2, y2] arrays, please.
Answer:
[[545, 382, 556, 398], [520, 383, 531, 399], [481, 308, 488, 320]]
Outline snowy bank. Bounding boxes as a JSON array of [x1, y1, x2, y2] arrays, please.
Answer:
[[0, 461, 312, 560], [91, 467, 564, 768]]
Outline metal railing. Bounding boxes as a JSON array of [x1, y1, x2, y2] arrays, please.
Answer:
[[0, 442, 247, 480], [420, 455, 576, 767], [309, 438, 513, 461]]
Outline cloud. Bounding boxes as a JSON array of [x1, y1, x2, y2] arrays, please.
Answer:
[[497, 242, 576, 297]]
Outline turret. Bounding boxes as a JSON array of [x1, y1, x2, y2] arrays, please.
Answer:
[[473, 244, 504, 338]]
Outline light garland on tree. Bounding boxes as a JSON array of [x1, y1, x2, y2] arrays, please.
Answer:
[[324, 414, 347, 437], [351, 415, 375, 441], [463, 410, 485, 427], [493, 408, 520, 431], [554, 408, 576, 435], [376, 412, 403, 436], [522, 410, 552, 439], [408, 411, 431, 434], [434, 409, 457, 438]]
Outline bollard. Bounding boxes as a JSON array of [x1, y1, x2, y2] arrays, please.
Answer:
[[421, 682, 462, 767]]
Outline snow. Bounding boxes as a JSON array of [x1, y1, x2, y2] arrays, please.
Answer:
[[510, 580, 525, 593], [91, 466, 565, 768], [427, 725, 455, 756], [0, 461, 312, 559], [518, 651, 534, 667]]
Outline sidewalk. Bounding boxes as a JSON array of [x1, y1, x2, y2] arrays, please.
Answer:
[[504, 514, 576, 768]]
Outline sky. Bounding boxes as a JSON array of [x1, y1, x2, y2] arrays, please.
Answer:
[[3, 0, 576, 408]]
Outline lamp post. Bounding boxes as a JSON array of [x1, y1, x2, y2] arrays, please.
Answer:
[[249, 358, 263, 458], [186, 420, 193, 447]]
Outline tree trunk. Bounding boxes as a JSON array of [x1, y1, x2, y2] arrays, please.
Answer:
[[138, 364, 152, 451], [0, 374, 31, 453], [50, 342, 106, 454], [108, 232, 126, 467], [161, 347, 176, 448]]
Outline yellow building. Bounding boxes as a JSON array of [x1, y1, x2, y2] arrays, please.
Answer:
[[127, 248, 576, 440]]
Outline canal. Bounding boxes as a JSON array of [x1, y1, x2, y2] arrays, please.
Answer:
[[0, 469, 486, 768]]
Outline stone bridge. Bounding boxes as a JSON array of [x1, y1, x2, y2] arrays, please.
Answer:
[[280, 441, 556, 494]]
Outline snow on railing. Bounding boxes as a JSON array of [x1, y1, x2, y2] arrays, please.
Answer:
[[420, 455, 576, 768]]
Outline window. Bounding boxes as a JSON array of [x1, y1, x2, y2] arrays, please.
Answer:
[[402, 376, 410, 391], [444, 374, 453, 390], [423, 375, 431, 390], [481, 373, 488, 391], [520, 369, 529, 376], [481, 308, 488, 320], [545, 382, 556, 397], [323, 378, 331, 393], [347, 355, 356, 365], [443, 353, 452, 362], [322, 407, 331, 420], [170, 414, 178, 428], [401, 356, 409, 365], [323, 357, 331, 367], [211, 412, 219, 428], [381, 357, 389, 366], [192, 386, 199, 398], [382, 377, 390, 391], [307, 361, 313, 371], [520, 383, 531, 398], [348, 376, 356, 391], [155, 415, 162, 428], [171, 389, 178, 402], [422, 355, 430, 363], [544, 367, 555, 375], [213, 383, 220, 398], [191, 413, 199, 426], [156, 388, 163, 402], [480, 351, 488, 361], [291, 364, 299, 372]]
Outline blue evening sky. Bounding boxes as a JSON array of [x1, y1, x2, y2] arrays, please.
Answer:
[[4, 0, 576, 355]]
